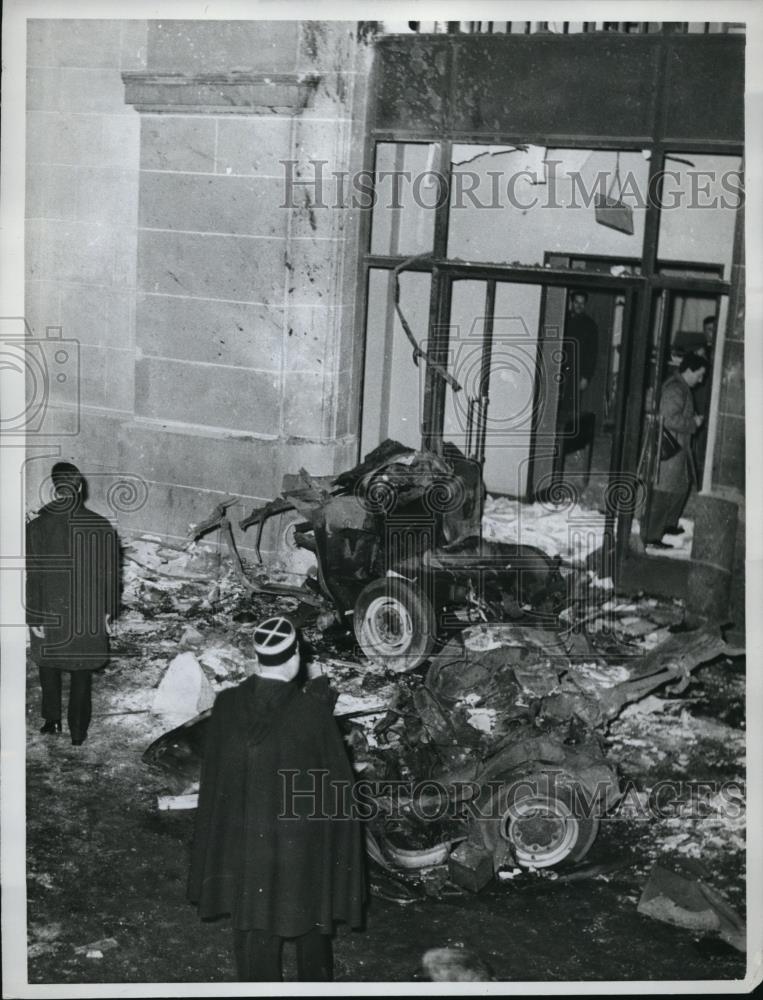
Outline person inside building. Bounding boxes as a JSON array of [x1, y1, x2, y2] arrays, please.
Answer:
[[554, 289, 600, 483], [643, 353, 709, 549], [690, 312, 716, 480], [701, 312, 717, 357], [188, 615, 365, 982], [26, 462, 121, 746], [560, 289, 599, 417]]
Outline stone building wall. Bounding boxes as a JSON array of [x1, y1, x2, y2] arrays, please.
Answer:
[[25, 19, 146, 513], [25, 20, 372, 558]]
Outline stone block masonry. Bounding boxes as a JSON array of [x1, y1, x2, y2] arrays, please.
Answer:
[[26, 19, 372, 557]]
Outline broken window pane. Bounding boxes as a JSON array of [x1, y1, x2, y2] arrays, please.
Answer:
[[360, 268, 431, 455], [370, 142, 438, 256], [447, 145, 650, 266], [657, 153, 742, 279], [443, 279, 541, 497]]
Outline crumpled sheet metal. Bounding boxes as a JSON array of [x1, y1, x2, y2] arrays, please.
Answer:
[[436, 622, 738, 733], [242, 438, 483, 562], [476, 733, 617, 801], [403, 620, 738, 846]]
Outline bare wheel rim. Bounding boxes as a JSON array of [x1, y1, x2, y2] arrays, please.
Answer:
[[363, 595, 414, 655], [502, 795, 580, 868]]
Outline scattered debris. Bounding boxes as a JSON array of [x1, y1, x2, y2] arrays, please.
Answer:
[[422, 946, 495, 982], [142, 709, 212, 787], [552, 859, 633, 884], [26, 445, 746, 980], [28, 872, 55, 890], [447, 842, 495, 893], [106, 442, 745, 905], [178, 625, 205, 649], [74, 937, 118, 957], [28, 943, 56, 959], [143, 600, 739, 892], [157, 793, 199, 811], [638, 864, 745, 952], [28, 922, 62, 944], [380, 832, 463, 871], [152, 652, 216, 723], [197, 643, 248, 682]]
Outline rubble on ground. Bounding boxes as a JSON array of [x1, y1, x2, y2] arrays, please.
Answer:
[[104, 443, 744, 906], [151, 652, 216, 724], [422, 946, 495, 982], [129, 517, 741, 898], [638, 864, 745, 952]]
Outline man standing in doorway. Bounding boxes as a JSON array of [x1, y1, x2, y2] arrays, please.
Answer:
[[701, 312, 717, 358], [555, 290, 599, 482], [558, 290, 599, 427], [691, 313, 716, 481], [643, 354, 708, 548]]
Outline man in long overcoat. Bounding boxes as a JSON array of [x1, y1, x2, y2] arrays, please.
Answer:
[[188, 615, 365, 982], [26, 462, 120, 745], [558, 289, 600, 428], [643, 354, 708, 547]]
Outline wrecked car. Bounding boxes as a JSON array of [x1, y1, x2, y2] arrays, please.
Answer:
[[194, 439, 567, 672], [143, 618, 735, 885], [152, 441, 740, 886]]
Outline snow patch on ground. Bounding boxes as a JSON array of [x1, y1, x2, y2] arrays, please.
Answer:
[[482, 496, 606, 563]]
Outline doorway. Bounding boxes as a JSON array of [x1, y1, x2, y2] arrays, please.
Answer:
[[637, 281, 727, 554], [530, 254, 642, 507]]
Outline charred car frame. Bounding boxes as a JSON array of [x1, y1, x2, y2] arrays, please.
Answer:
[[195, 439, 567, 672]]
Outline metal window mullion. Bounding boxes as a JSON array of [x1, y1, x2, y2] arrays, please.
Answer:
[[476, 280, 497, 464], [422, 138, 453, 451], [614, 37, 670, 569], [613, 285, 648, 565], [353, 99, 383, 463]]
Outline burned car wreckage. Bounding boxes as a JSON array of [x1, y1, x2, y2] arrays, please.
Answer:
[[193, 439, 567, 672], [144, 441, 736, 888]]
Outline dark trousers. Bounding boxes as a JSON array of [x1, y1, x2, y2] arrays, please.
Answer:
[[233, 927, 332, 982], [644, 488, 688, 544], [39, 665, 92, 740]]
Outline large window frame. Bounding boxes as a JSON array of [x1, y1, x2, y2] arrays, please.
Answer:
[[354, 32, 742, 567]]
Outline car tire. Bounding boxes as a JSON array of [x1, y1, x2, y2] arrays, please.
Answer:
[[483, 775, 600, 868], [353, 577, 436, 673]]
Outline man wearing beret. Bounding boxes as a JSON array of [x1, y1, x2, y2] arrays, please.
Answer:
[[188, 615, 365, 982]]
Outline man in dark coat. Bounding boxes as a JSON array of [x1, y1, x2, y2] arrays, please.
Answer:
[[643, 354, 708, 547], [690, 313, 716, 483], [558, 289, 599, 429], [188, 615, 365, 982], [26, 462, 120, 745]]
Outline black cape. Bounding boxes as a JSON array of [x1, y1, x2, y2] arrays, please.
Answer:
[[188, 675, 365, 937]]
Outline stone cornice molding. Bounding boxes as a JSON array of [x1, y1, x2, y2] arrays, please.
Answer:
[[122, 71, 321, 114]]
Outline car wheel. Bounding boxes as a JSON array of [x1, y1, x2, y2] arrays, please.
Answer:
[[486, 777, 600, 868], [353, 577, 436, 672]]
